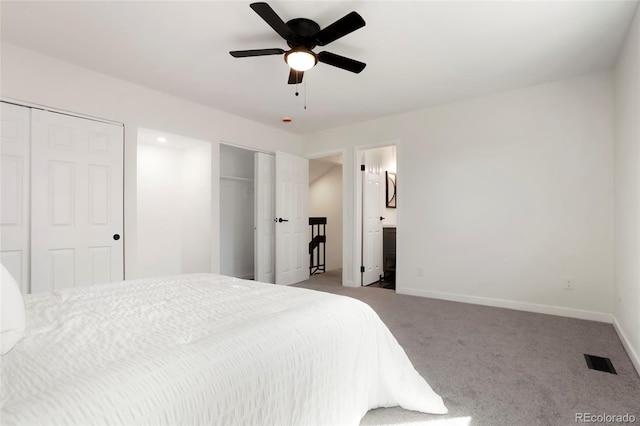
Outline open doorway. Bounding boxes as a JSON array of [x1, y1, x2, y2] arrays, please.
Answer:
[[356, 145, 397, 289], [308, 154, 343, 284]]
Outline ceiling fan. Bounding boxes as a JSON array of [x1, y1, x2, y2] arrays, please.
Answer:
[[229, 2, 366, 84]]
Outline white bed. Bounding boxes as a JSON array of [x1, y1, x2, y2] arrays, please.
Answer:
[[1, 274, 447, 425]]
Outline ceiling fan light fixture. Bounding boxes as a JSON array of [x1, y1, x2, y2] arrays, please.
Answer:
[[285, 48, 317, 72]]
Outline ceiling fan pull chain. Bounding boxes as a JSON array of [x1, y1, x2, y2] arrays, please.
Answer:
[[304, 77, 307, 110]]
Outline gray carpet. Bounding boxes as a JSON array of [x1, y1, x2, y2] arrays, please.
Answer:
[[295, 270, 640, 426]]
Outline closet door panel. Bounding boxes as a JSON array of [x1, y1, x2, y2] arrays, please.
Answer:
[[0, 102, 31, 293], [275, 151, 309, 285], [254, 152, 275, 283], [31, 109, 123, 293]]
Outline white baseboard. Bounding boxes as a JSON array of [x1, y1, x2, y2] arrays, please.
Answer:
[[342, 279, 358, 288], [397, 287, 613, 323], [612, 317, 640, 378]]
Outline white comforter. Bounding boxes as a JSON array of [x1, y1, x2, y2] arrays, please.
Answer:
[[1, 274, 447, 425]]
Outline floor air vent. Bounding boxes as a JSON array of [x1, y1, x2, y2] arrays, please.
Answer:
[[584, 354, 617, 374]]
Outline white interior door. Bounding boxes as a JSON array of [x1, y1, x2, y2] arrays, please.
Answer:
[[254, 152, 275, 283], [275, 151, 309, 285], [362, 164, 382, 285], [31, 109, 123, 293], [0, 102, 31, 293]]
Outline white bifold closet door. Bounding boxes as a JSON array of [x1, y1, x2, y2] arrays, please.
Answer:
[[0, 103, 31, 293], [30, 109, 124, 293]]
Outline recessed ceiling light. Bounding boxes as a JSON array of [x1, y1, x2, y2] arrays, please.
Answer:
[[157, 137, 167, 143]]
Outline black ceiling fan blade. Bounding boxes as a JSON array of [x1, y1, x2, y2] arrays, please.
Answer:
[[314, 11, 365, 46], [288, 69, 304, 84], [318, 51, 366, 73], [230, 48, 285, 58], [250, 2, 295, 40]]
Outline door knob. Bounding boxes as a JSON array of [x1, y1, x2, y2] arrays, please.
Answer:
[[379, 216, 385, 221], [274, 218, 289, 223], [113, 234, 120, 241]]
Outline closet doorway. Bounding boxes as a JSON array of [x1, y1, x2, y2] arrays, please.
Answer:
[[220, 144, 309, 285], [219, 144, 256, 280]]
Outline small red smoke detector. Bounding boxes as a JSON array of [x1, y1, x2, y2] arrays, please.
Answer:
[[282, 117, 292, 123]]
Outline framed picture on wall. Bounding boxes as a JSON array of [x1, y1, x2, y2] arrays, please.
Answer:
[[386, 171, 396, 208]]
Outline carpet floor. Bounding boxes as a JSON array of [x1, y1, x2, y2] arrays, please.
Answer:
[[295, 270, 640, 426]]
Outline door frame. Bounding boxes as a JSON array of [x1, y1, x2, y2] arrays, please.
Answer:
[[306, 149, 346, 285], [354, 140, 398, 288]]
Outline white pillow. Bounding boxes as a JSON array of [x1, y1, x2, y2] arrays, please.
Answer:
[[1, 264, 25, 355]]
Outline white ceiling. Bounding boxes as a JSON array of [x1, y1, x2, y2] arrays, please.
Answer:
[[1, 1, 637, 135]]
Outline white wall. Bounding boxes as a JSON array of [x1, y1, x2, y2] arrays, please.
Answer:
[[137, 139, 212, 278], [220, 144, 255, 279], [137, 144, 183, 277], [181, 143, 213, 273], [0, 43, 302, 279], [613, 8, 640, 374], [305, 72, 615, 321], [309, 164, 342, 271]]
